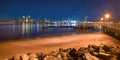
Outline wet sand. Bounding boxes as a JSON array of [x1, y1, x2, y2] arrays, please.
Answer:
[[0, 32, 120, 59]]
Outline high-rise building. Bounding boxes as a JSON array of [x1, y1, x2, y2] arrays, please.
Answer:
[[22, 16, 31, 23], [22, 16, 25, 23], [25, 16, 31, 23], [25, 16, 28, 23], [28, 16, 31, 23]]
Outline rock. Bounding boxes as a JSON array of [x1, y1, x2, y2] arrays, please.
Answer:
[[56, 53, 62, 60], [85, 53, 99, 60], [116, 53, 120, 60], [59, 48, 64, 52], [59, 48, 73, 60], [13, 55, 22, 60], [77, 47, 89, 60], [88, 45, 94, 52], [5, 44, 120, 60], [95, 52, 111, 60], [43, 55, 54, 60], [88, 45, 99, 52], [36, 53, 46, 60], [42, 51, 63, 60], [92, 52, 99, 56], [59, 48, 69, 52], [78, 47, 88, 54], [69, 48, 77, 58], [88, 45, 99, 56], [43, 55, 62, 60], [28, 53, 38, 60], [59, 50, 69, 60], [99, 45, 105, 53], [110, 55, 117, 60], [77, 53, 87, 60], [49, 51, 58, 57], [99, 52, 111, 57], [110, 45, 120, 55], [21, 54, 29, 60], [102, 45, 111, 53]]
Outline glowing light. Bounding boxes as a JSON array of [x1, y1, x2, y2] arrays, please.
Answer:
[[71, 21, 76, 23], [101, 18, 104, 21], [105, 14, 110, 19]]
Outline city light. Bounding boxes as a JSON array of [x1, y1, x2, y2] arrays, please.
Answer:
[[101, 18, 104, 21], [104, 13, 110, 22], [105, 14, 110, 19]]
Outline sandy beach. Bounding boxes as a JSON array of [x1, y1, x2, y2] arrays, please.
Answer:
[[0, 32, 120, 59]]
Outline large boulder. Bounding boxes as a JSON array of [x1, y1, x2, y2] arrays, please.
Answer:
[[20, 54, 29, 60], [36, 53, 46, 60], [109, 45, 120, 55], [68, 48, 77, 59], [77, 47, 88, 54], [88, 45, 99, 56], [12, 55, 22, 60], [43, 54, 62, 60], [28, 53, 38, 60], [58, 48, 70, 60], [102, 45, 111, 53], [85, 53, 99, 60]]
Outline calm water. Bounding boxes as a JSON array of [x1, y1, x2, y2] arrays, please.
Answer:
[[0, 23, 100, 40]]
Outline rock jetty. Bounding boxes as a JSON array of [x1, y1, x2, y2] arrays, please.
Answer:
[[4, 44, 120, 60]]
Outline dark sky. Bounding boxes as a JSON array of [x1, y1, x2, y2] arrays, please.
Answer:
[[0, 0, 120, 20]]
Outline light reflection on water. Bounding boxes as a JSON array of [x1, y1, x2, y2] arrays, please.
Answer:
[[0, 24, 100, 40]]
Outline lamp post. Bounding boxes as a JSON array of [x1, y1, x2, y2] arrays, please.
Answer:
[[105, 13, 111, 27], [105, 14, 110, 22]]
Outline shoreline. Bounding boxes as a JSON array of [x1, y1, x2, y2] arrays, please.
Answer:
[[0, 31, 99, 42], [0, 32, 120, 59]]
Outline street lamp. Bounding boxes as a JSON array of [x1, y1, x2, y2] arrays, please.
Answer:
[[105, 14, 110, 22]]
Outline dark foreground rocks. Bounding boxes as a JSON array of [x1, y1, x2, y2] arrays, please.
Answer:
[[5, 44, 120, 60]]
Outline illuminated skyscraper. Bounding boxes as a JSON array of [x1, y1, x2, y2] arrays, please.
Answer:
[[25, 16, 31, 23], [28, 15, 31, 23], [22, 16, 31, 23], [25, 16, 28, 23], [22, 16, 25, 23]]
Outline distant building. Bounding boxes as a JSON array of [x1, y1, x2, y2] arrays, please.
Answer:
[[28, 16, 31, 23], [22, 16, 31, 23], [15, 18, 21, 23], [22, 16, 25, 23]]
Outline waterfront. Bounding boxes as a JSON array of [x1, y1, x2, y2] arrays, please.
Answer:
[[1, 0, 120, 59], [0, 23, 99, 41]]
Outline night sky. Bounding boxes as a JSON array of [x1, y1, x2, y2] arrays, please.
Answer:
[[0, 0, 120, 20]]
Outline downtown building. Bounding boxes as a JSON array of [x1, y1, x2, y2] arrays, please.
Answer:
[[22, 16, 31, 23]]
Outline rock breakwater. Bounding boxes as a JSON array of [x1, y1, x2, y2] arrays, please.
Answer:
[[4, 44, 120, 60]]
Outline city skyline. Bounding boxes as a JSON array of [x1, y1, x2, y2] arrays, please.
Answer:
[[0, 0, 120, 21]]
